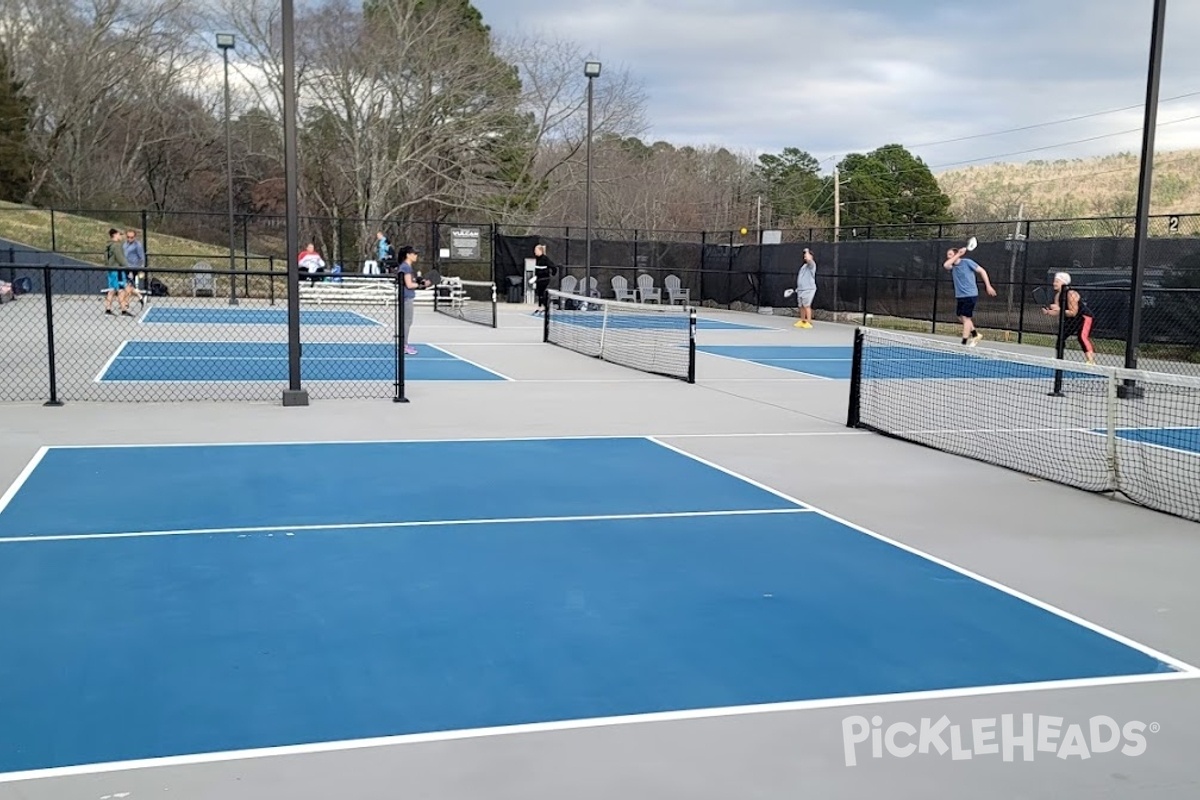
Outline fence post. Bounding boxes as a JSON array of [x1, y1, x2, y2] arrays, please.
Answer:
[[393, 275, 408, 403], [42, 265, 63, 407], [930, 246, 940, 334], [268, 256, 276, 306], [242, 214, 250, 296], [50, 209, 57, 252], [140, 209, 151, 296], [1017, 221, 1032, 343]]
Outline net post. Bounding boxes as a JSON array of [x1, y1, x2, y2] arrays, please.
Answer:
[[543, 290, 551, 342], [687, 306, 697, 384], [42, 265, 63, 407], [847, 327, 864, 427], [1105, 369, 1119, 491], [491, 282, 498, 328], [598, 300, 608, 359], [393, 276, 409, 403], [1048, 297, 1067, 397]]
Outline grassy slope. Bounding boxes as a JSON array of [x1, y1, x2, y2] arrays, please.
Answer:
[[936, 149, 1200, 224]]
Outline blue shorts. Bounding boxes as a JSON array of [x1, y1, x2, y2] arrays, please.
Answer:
[[106, 271, 126, 291], [955, 296, 977, 318]]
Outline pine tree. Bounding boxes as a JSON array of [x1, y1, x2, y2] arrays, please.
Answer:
[[0, 49, 35, 203]]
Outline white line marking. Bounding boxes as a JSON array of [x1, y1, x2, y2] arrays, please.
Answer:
[[643, 436, 1200, 675], [0, 508, 812, 545], [112, 355, 455, 362], [347, 309, 383, 326], [423, 344, 514, 382], [1, 670, 1195, 784], [37, 433, 860, 450], [93, 340, 130, 383], [0, 447, 48, 517], [696, 349, 835, 381]]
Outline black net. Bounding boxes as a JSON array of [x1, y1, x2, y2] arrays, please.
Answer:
[[544, 288, 695, 383], [848, 328, 1200, 523], [433, 278, 497, 328]]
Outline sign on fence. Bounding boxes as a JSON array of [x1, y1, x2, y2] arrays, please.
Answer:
[[449, 227, 482, 260]]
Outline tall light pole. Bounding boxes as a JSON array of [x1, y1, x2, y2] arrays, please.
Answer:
[[217, 33, 238, 306], [280, 0, 307, 405], [583, 60, 601, 298], [1121, 0, 1168, 399]]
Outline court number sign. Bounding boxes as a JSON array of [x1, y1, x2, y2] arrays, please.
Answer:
[[1168, 215, 1180, 234]]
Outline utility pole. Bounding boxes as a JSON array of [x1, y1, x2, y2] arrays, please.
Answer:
[[833, 167, 841, 240]]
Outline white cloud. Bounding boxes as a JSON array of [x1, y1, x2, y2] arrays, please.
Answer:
[[472, 0, 1200, 174]]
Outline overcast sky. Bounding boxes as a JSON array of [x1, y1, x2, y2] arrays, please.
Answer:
[[471, 0, 1200, 175]]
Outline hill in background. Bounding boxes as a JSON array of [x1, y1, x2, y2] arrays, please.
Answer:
[[936, 149, 1200, 227]]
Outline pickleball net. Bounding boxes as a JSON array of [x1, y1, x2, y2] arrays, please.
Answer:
[[433, 278, 497, 328], [847, 327, 1200, 523], [544, 288, 696, 383]]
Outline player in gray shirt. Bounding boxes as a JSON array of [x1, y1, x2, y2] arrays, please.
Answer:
[[794, 248, 817, 328]]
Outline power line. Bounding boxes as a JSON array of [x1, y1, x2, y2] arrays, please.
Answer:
[[929, 113, 1200, 170], [908, 90, 1200, 149]]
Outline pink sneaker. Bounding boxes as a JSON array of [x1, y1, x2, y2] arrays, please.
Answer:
[[404, 346, 418, 355]]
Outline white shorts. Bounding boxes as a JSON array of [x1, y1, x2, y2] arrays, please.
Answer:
[[796, 288, 816, 307]]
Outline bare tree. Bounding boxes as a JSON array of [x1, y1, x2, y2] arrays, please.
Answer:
[[489, 33, 648, 226], [3, 0, 202, 206]]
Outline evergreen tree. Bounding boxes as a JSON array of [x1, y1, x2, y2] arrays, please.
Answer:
[[0, 49, 35, 203]]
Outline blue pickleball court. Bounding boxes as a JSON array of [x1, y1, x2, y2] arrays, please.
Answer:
[[1112, 426, 1200, 455], [697, 344, 1102, 381], [142, 306, 381, 326], [0, 436, 1186, 779], [97, 340, 506, 382]]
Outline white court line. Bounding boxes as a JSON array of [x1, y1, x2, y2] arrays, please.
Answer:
[[93, 340, 130, 383], [0, 508, 811, 545], [421, 343, 515, 382], [644, 436, 1200, 676], [1, 651, 1196, 784], [0, 447, 48, 517], [36, 432, 863, 450], [696, 349, 836, 381], [346, 309, 384, 327]]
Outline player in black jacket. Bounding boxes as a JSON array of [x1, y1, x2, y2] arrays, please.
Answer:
[[532, 243, 558, 314]]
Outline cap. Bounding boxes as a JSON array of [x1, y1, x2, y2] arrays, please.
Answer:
[[397, 245, 419, 259]]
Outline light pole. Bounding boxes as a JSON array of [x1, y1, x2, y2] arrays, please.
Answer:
[[583, 60, 601, 299], [217, 33, 238, 306]]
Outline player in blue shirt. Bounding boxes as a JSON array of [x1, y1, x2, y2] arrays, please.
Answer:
[[943, 246, 997, 346]]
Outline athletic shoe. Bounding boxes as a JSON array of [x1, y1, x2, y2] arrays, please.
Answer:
[[404, 346, 418, 355]]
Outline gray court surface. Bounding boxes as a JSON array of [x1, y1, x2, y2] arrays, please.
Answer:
[[2, 302, 1199, 800]]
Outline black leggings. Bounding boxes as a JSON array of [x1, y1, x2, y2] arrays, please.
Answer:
[[536, 278, 550, 308]]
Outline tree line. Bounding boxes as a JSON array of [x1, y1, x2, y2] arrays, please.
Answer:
[[0, 0, 956, 261]]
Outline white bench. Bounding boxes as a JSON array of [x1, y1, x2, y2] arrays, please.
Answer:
[[298, 276, 435, 307]]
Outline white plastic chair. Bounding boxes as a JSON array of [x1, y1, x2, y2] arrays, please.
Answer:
[[636, 274, 661, 303], [665, 274, 690, 305], [612, 275, 637, 302]]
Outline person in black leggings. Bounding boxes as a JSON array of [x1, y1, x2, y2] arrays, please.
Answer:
[[532, 243, 558, 314], [1042, 271, 1096, 364]]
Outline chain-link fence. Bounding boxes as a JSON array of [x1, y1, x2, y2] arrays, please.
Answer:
[[0, 263, 409, 404]]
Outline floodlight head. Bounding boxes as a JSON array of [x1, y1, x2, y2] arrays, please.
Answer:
[[216, 33, 236, 49], [584, 61, 602, 78]]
